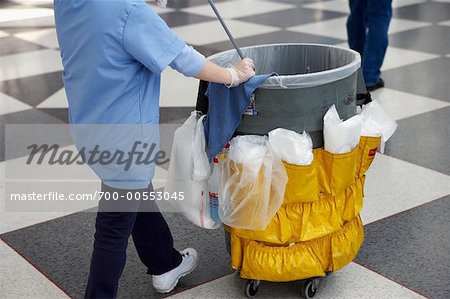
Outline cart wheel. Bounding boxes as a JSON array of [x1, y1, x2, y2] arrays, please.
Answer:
[[301, 278, 319, 299], [244, 280, 260, 298]]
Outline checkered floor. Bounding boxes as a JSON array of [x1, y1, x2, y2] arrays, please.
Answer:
[[1, 0, 449, 298]]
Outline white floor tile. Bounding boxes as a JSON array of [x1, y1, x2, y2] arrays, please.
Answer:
[[160, 68, 200, 107], [36, 88, 68, 109], [147, 3, 176, 14], [334, 42, 350, 48], [287, 17, 349, 40], [0, 16, 55, 28], [287, 17, 430, 40], [181, 0, 296, 19], [362, 154, 450, 225], [446, 54, 450, 58], [0, 155, 97, 232], [153, 165, 168, 190], [0, 8, 53, 23], [302, 0, 350, 14], [388, 18, 431, 34], [168, 263, 425, 299], [438, 20, 450, 26], [381, 47, 438, 71], [10, 0, 54, 5], [0, 49, 63, 81], [330, 44, 438, 71], [15, 28, 59, 49], [0, 30, 10, 38], [0, 240, 70, 299], [0, 93, 33, 115], [370, 88, 450, 121], [303, 0, 428, 14], [0, 145, 169, 230], [432, 0, 450, 3], [171, 20, 279, 45]]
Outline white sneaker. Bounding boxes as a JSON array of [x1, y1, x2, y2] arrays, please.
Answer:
[[152, 248, 198, 293]]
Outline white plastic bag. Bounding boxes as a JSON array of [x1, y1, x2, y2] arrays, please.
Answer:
[[323, 105, 362, 154], [268, 128, 313, 165], [219, 135, 288, 231], [360, 100, 397, 153], [165, 111, 219, 229]]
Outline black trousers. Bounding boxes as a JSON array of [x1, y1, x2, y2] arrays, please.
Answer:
[[85, 183, 182, 299]]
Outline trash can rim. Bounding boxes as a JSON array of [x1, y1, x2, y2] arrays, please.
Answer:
[[207, 43, 361, 89]]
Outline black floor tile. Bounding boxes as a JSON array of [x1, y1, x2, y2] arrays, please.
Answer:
[[159, 107, 193, 124], [356, 195, 450, 299], [237, 7, 345, 29], [0, 0, 21, 8], [393, 2, 450, 23], [382, 57, 450, 102], [37, 108, 69, 123], [384, 106, 450, 176], [0, 209, 232, 299], [191, 45, 221, 57], [0, 36, 46, 56], [0, 71, 64, 107], [389, 25, 450, 55]]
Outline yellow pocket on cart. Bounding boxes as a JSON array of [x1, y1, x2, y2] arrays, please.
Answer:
[[315, 147, 358, 196], [357, 136, 381, 177], [342, 177, 364, 222], [283, 161, 319, 204]]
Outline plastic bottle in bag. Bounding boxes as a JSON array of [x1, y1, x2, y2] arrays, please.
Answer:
[[208, 157, 221, 223]]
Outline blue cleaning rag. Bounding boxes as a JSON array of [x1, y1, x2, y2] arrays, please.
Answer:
[[204, 74, 274, 161]]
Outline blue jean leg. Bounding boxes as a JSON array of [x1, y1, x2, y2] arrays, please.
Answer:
[[84, 183, 182, 299], [347, 0, 367, 55], [363, 0, 392, 85]]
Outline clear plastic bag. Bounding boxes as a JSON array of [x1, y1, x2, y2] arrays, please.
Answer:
[[268, 128, 313, 165], [219, 135, 288, 230], [323, 105, 363, 154], [165, 111, 219, 229]]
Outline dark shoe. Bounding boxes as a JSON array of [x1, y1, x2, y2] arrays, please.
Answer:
[[366, 78, 385, 92]]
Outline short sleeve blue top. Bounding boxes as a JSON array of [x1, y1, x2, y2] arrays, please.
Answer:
[[54, 0, 186, 125]]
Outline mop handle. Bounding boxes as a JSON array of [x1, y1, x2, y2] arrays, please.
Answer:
[[207, 0, 245, 59]]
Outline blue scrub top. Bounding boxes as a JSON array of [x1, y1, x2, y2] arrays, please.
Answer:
[[54, 0, 202, 189], [54, 0, 186, 125]]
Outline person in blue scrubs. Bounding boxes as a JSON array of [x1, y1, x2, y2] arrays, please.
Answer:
[[54, 0, 255, 298], [347, 0, 392, 91]]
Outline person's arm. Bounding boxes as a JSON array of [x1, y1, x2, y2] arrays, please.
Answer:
[[170, 45, 256, 87], [194, 60, 232, 85]]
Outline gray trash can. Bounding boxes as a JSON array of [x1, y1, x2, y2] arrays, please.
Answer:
[[206, 43, 363, 148]]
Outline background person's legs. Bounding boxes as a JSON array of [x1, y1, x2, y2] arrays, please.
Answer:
[[85, 183, 181, 299], [347, 0, 368, 56], [363, 0, 392, 86]]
